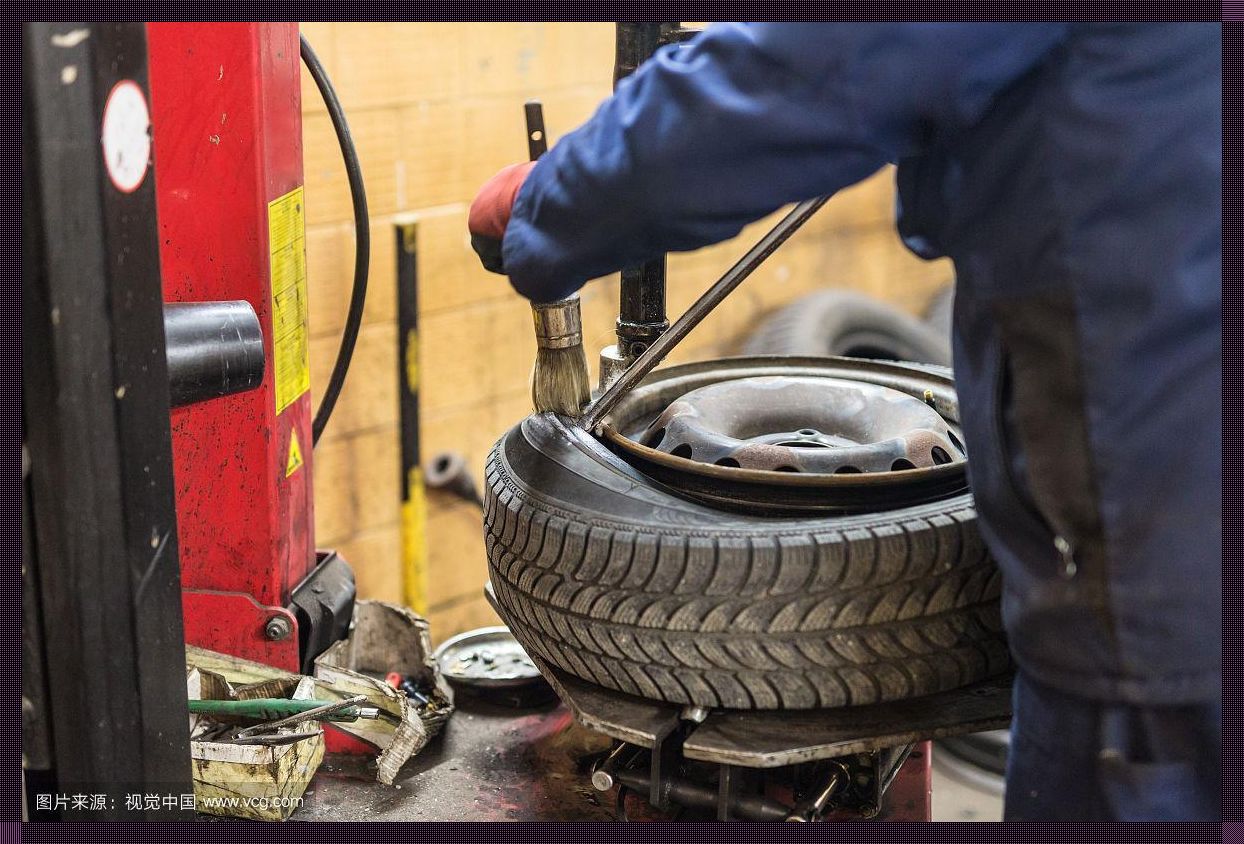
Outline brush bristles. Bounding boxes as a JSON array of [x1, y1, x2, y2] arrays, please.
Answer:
[[532, 345, 591, 417]]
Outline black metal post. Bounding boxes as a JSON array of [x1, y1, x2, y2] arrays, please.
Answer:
[[397, 221, 427, 613], [22, 441, 53, 803], [612, 23, 675, 361], [23, 22, 192, 818]]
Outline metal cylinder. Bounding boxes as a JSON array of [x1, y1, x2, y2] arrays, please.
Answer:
[[425, 451, 482, 508], [598, 344, 628, 392], [591, 742, 634, 792], [164, 301, 265, 408], [613, 23, 670, 362], [799, 762, 849, 821], [531, 294, 584, 350], [613, 23, 664, 88], [614, 768, 792, 821]]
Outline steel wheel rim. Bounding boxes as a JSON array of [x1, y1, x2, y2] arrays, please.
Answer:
[[597, 356, 970, 515]]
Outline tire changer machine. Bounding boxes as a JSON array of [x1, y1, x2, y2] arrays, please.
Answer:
[[23, 23, 361, 816], [21, 21, 1011, 821]]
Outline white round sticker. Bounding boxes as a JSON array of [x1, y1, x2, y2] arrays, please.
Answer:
[[100, 80, 151, 194]]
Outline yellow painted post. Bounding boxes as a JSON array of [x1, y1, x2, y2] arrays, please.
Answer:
[[397, 221, 428, 613]]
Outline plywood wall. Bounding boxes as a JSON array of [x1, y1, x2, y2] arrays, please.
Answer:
[[299, 23, 953, 643]]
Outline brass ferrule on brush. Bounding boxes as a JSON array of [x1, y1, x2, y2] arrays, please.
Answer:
[[532, 295, 583, 350]]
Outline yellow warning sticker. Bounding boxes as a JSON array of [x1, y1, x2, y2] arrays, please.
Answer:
[[268, 186, 310, 415], [286, 429, 304, 478]]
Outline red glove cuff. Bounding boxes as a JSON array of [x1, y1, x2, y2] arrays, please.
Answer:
[[468, 161, 537, 242]]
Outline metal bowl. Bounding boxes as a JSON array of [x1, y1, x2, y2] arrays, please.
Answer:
[[434, 626, 555, 707]]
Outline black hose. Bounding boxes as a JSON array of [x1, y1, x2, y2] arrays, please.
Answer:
[[299, 33, 369, 446]]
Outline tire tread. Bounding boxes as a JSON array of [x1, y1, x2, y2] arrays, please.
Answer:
[[484, 444, 1009, 709]]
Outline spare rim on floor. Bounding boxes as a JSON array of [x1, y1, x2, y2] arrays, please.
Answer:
[[597, 356, 970, 516]]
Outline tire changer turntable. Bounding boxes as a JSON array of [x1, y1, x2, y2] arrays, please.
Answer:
[[482, 23, 1016, 823]]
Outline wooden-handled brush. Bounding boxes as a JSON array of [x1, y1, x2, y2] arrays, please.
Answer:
[[524, 102, 591, 417]]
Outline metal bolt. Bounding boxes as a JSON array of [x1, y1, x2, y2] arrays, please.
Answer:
[[264, 615, 293, 641], [680, 705, 709, 724], [591, 742, 631, 792], [591, 768, 616, 792]]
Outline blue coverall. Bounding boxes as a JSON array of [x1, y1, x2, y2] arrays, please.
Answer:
[[499, 23, 1222, 819]]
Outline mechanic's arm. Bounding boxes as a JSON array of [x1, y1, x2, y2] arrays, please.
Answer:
[[486, 23, 1069, 302]]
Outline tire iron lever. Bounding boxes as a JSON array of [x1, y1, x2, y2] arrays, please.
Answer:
[[578, 195, 830, 433]]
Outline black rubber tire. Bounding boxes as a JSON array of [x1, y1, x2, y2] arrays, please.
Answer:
[[923, 284, 955, 341], [484, 412, 1010, 711], [938, 730, 1010, 778], [742, 290, 952, 367]]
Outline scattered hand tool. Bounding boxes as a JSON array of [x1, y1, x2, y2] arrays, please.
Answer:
[[214, 730, 323, 747], [189, 696, 376, 725], [523, 101, 591, 418], [219, 694, 379, 738], [384, 672, 431, 707]]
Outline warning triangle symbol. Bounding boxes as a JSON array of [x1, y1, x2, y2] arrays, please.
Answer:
[[286, 430, 304, 478]]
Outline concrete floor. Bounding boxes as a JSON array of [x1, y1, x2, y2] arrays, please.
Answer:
[[931, 755, 1004, 821], [297, 697, 1007, 822], [298, 701, 620, 821]]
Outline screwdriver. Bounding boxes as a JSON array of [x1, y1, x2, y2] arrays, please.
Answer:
[[188, 697, 379, 724]]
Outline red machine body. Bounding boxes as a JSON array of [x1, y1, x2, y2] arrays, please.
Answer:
[[147, 22, 314, 671]]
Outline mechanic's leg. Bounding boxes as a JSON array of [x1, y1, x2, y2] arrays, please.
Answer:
[[1005, 672, 1221, 820], [1004, 671, 1110, 819]]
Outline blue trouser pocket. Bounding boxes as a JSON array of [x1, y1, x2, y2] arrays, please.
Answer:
[[1005, 672, 1221, 820], [1098, 757, 1206, 821], [1097, 706, 1219, 821]]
